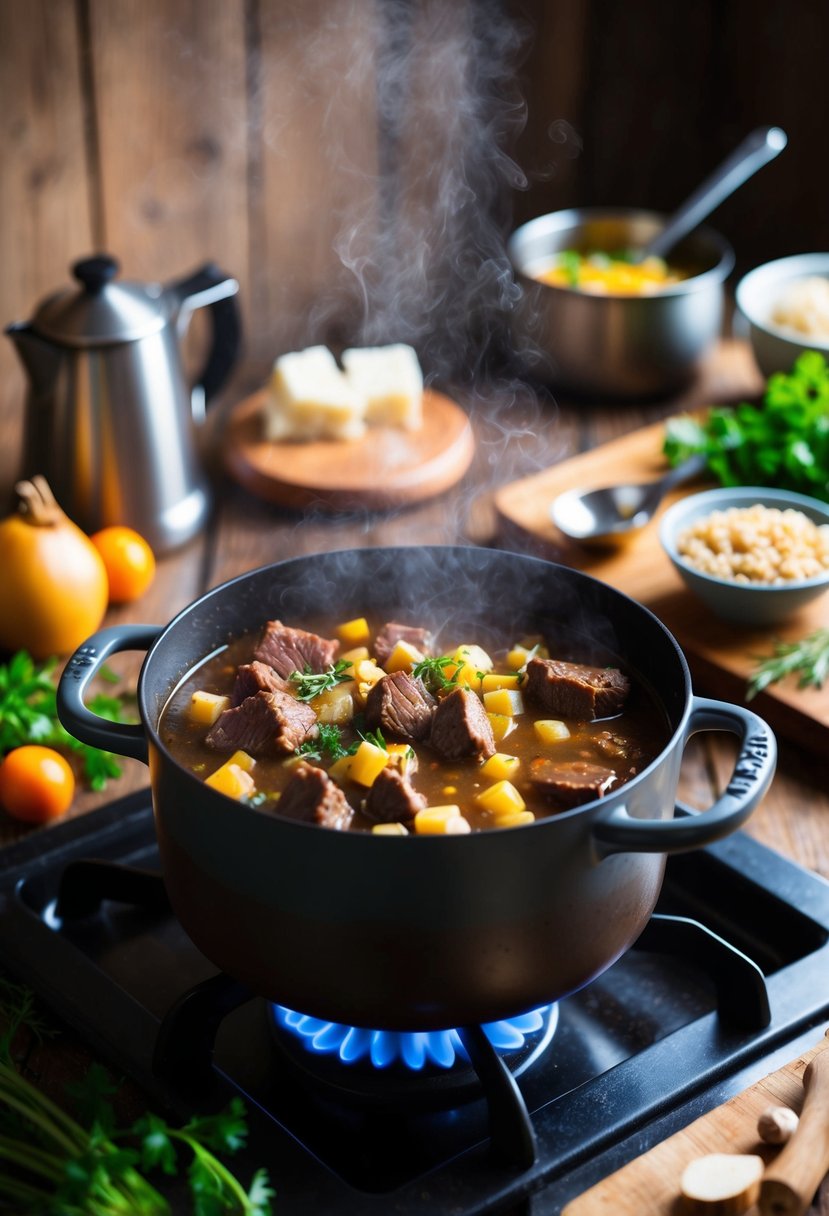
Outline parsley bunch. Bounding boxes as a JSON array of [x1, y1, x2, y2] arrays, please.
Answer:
[[0, 975, 274, 1215], [664, 350, 829, 500], [0, 651, 126, 790]]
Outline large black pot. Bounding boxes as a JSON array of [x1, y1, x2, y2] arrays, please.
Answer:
[[58, 546, 776, 1030]]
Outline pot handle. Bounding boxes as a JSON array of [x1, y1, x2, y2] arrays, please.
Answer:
[[57, 625, 161, 764], [592, 697, 776, 856]]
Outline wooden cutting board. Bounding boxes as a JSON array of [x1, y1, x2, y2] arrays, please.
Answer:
[[494, 419, 829, 754], [224, 387, 475, 511], [562, 1032, 828, 1215]]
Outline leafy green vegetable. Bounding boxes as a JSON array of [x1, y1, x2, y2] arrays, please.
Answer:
[[664, 350, 829, 500], [746, 628, 829, 700], [412, 655, 458, 695], [288, 660, 353, 702], [0, 651, 130, 791], [295, 722, 355, 762], [0, 975, 274, 1214]]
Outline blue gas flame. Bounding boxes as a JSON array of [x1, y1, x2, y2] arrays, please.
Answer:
[[272, 1004, 558, 1071]]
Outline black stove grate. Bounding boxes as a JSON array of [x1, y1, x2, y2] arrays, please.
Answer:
[[2, 791, 829, 1214]]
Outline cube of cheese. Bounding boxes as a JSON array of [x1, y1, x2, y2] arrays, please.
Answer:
[[340, 344, 423, 431], [265, 345, 366, 441]]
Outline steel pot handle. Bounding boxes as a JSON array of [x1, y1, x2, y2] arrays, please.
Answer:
[[57, 625, 161, 764], [592, 696, 776, 856]]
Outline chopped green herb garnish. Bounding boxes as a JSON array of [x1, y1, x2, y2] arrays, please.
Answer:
[[746, 628, 829, 700], [296, 722, 354, 762], [358, 727, 387, 751], [289, 660, 353, 702], [556, 249, 581, 287], [412, 656, 458, 695]]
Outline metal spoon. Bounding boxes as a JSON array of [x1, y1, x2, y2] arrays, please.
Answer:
[[640, 126, 787, 262], [550, 452, 708, 543]]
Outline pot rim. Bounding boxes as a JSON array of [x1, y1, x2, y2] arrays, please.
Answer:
[[137, 544, 695, 838]]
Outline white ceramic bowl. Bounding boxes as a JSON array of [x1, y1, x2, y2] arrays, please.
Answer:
[[736, 253, 829, 378], [659, 486, 829, 626]]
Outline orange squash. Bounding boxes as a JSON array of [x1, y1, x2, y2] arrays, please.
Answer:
[[0, 477, 108, 658]]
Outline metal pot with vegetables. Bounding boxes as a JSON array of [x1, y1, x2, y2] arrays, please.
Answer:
[[57, 546, 776, 1030]]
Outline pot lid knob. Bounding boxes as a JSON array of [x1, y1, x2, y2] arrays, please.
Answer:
[[72, 254, 120, 294]]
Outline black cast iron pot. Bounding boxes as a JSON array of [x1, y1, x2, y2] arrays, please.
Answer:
[[57, 546, 776, 1030]]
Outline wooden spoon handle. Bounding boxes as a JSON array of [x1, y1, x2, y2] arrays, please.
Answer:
[[760, 1048, 829, 1216]]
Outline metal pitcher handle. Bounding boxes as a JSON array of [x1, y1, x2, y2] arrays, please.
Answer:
[[169, 263, 241, 419]]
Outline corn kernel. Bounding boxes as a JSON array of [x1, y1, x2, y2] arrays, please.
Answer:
[[442, 785, 458, 795], [482, 753, 520, 781], [487, 712, 517, 742], [372, 821, 409, 836], [384, 639, 424, 673], [534, 719, 571, 744], [475, 780, 526, 817], [337, 617, 371, 646], [480, 673, 523, 693], [188, 690, 230, 726], [205, 762, 255, 800], [493, 810, 536, 829], [414, 805, 463, 834], [482, 689, 524, 716], [349, 740, 390, 787]]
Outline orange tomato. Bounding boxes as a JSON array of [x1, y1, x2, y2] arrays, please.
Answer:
[[91, 526, 156, 603], [0, 746, 75, 824]]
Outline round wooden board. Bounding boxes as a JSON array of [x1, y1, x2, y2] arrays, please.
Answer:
[[222, 388, 475, 512]]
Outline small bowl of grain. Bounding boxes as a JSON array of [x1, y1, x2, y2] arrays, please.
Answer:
[[736, 253, 829, 377], [659, 487, 829, 625]]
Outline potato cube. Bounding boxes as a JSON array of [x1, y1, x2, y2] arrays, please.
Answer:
[[353, 658, 386, 702], [446, 643, 493, 688], [445, 815, 472, 835], [372, 821, 409, 836], [507, 641, 549, 669], [340, 646, 370, 665], [188, 690, 230, 726], [337, 617, 371, 646], [534, 719, 571, 743], [482, 689, 524, 716], [494, 810, 536, 829], [225, 749, 255, 773], [487, 712, 516, 742], [205, 761, 255, 800], [475, 780, 526, 817], [414, 805, 463, 834], [480, 673, 522, 694], [387, 742, 417, 776], [349, 740, 390, 787], [384, 639, 424, 673], [311, 683, 355, 724], [327, 755, 353, 783], [482, 753, 520, 781]]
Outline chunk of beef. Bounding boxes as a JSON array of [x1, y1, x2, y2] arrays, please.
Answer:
[[529, 759, 617, 808], [373, 621, 433, 667], [524, 658, 630, 721], [429, 686, 495, 761], [363, 767, 426, 824], [365, 670, 436, 742], [232, 660, 290, 706], [206, 690, 317, 757], [277, 761, 354, 830], [254, 620, 339, 679], [594, 729, 649, 775]]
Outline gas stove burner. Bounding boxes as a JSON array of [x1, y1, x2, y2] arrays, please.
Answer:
[[272, 1003, 559, 1072]]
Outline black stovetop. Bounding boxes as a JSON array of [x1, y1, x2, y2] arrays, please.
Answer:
[[2, 791, 829, 1215]]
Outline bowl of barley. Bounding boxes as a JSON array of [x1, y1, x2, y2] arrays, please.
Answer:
[[659, 487, 829, 625]]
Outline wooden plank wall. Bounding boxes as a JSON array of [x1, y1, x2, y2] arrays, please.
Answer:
[[0, 0, 826, 501]]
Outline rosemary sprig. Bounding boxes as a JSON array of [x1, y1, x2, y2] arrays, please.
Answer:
[[746, 628, 829, 700], [289, 660, 352, 702]]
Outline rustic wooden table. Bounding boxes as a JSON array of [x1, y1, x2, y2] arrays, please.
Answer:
[[2, 338, 827, 883]]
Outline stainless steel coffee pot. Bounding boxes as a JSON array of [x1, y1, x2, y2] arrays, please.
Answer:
[[6, 255, 240, 553]]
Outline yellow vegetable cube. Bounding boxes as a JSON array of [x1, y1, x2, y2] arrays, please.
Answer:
[[482, 689, 524, 716], [480, 673, 522, 693], [353, 658, 386, 702], [340, 646, 369, 665], [447, 643, 493, 688], [384, 639, 424, 673], [225, 750, 255, 773], [534, 719, 571, 743], [481, 753, 520, 781], [445, 815, 471, 835], [327, 755, 353, 783], [337, 617, 371, 646], [205, 761, 255, 800], [311, 682, 355, 724], [494, 810, 536, 829], [487, 712, 517, 742], [387, 742, 417, 776], [349, 740, 390, 787], [188, 690, 230, 726], [475, 780, 526, 817], [414, 805, 463, 834], [371, 821, 409, 836]]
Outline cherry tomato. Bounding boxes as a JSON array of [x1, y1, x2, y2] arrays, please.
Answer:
[[90, 526, 156, 603], [0, 746, 75, 823]]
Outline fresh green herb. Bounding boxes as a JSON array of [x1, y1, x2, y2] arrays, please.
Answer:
[[0, 651, 130, 791], [556, 249, 582, 287], [412, 656, 458, 696], [664, 350, 829, 500], [746, 628, 829, 700], [0, 975, 274, 1214], [289, 660, 352, 702], [358, 727, 387, 751], [295, 722, 353, 762]]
